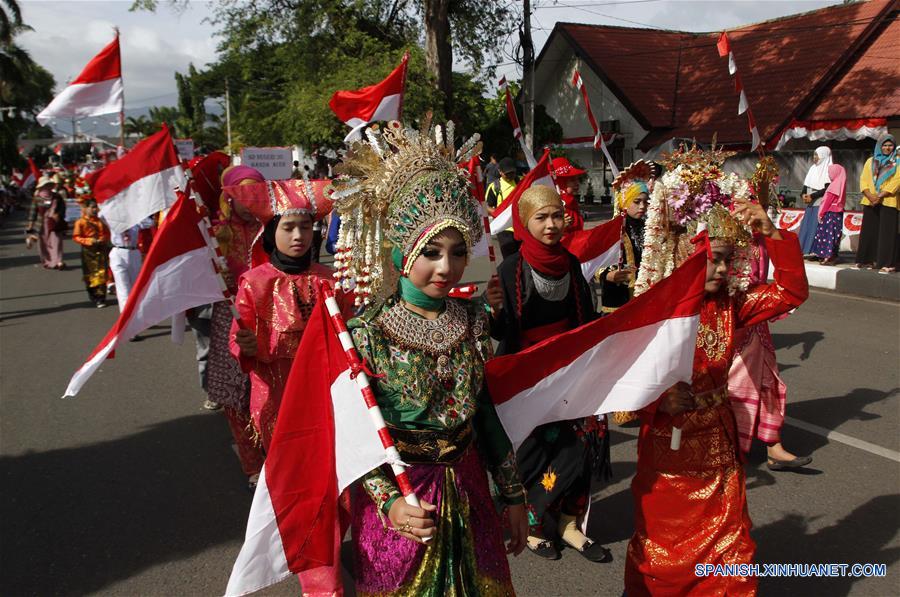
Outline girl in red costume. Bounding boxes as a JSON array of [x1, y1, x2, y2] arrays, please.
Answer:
[[626, 152, 809, 596], [551, 156, 585, 237]]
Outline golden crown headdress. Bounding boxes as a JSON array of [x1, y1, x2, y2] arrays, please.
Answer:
[[328, 114, 483, 305]]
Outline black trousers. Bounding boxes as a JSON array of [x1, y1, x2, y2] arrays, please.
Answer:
[[856, 204, 898, 269], [497, 231, 521, 260]]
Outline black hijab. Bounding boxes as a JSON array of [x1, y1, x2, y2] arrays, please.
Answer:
[[263, 215, 311, 274]]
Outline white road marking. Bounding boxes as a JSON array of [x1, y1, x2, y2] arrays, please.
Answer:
[[785, 416, 900, 463]]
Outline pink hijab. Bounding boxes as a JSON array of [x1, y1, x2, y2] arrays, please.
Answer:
[[825, 164, 846, 202]]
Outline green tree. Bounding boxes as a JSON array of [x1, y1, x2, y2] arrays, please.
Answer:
[[1, 0, 55, 172]]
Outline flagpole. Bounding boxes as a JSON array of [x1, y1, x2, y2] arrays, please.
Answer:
[[319, 284, 427, 520], [182, 171, 247, 329], [115, 27, 125, 150]]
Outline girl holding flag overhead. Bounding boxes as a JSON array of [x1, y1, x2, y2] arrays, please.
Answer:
[[329, 117, 528, 596], [626, 148, 809, 596], [227, 177, 341, 451], [490, 183, 612, 563]]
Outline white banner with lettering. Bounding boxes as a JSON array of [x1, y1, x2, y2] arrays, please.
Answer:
[[240, 147, 293, 180]]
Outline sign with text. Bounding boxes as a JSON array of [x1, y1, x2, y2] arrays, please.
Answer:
[[240, 147, 293, 180], [174, 138, 195, 161]]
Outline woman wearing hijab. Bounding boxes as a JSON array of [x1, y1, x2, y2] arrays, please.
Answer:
[[205, 165, 266, 488], [798, 146, 832, 257], [226, 178, 346, 451], [856, 134, 900, 273], [491, 185, 612, 564], [812, 164, 847, 265]]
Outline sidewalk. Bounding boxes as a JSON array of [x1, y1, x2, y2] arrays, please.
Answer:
[[580, 203, 900, 302]]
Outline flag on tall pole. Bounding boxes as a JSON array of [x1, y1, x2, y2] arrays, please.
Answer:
[[37, 32, 124, 125], [486, 245, 708, 448], [571, 69, 620, 178], [62, 194, 227, 398], [717, 32, 761, 151], [329, 53, 409, 142], [498, 76, 537, 169], [86, 124, 185, 233], [23, 157, 41, 189]]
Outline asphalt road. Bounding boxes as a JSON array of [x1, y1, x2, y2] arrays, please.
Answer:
[[1, 211, 898, 596]]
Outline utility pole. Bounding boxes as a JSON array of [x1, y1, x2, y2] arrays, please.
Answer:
[[521, 0, 535, 154], [225, 79, 233, 156]]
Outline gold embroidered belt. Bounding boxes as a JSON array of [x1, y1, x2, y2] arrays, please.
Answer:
[[693, 386, 729, 410], [389, 422, 473, 465]]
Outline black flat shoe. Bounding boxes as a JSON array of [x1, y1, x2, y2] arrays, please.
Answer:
[[527, 538, 561, 560], [565, 538, 613, 563], [767, 456, 812, 471]]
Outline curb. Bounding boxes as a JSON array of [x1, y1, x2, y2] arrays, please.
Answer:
[[790, 262, 900, 302]]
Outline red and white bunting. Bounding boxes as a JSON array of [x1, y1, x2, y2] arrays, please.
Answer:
[[717, 32, 760, 151], [498, 76, 537, 169], [571, 69, 620, 178]]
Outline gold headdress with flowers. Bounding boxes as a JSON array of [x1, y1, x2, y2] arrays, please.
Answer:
[[329, 114, 484, 305], [635, 141, 754, 296]]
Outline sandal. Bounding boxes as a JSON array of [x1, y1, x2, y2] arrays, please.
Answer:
[[563, 537, 613, 563], [767, 456, 812, 471]]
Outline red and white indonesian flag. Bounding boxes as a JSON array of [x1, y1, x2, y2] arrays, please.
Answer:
[[561, 215, 623, 282], [23, 157, 41, 189], [329, 53, 408, 142], [37, 34, 124, 125], [486, 246, 707, 448], [226, 297, 387, 596], [62, 194, 224, 398], [86, 125, 185, 233], [489, 149, 555, 235]]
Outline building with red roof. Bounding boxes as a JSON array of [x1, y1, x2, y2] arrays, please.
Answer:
[[535, 0, 899, 200]]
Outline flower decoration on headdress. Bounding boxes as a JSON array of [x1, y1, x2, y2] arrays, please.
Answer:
[[612, 160, 653, 215], [329, 113, 484, 306], [636, 140, 754, 296]]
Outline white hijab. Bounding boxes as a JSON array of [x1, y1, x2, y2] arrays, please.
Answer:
[[803, 146, 832, 190]]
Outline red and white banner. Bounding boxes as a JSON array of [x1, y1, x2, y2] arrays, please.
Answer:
[[498, 77, 537, 169], [489, 149, 555, 235], [487, 246, 707, 448], [571, 69, 619, 178], [775, 208, 863, 238], [773, 118, 888, 151], [37, 33, 124, 125], [329, 53, 408, 142], [225, 296, 387, 596], [561, 215, 623, 281], [87, 124, 185, 233], [717, 32, 760, 151], [62, 194, 224, 398]]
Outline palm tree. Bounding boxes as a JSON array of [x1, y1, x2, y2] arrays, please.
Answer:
[[124, 115, 154, 137]]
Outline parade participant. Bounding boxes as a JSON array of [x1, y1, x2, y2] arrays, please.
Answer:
[[485, 157, 520, 258], [798, 146, 832, 257], [812, 163, 847, 265], [26, 176, 67, 270], [856, 134, 899, 273], [228, 177, 337, 451], [108, 221, 150, 313], [205, 165, 266, 486], [600, 161, 652, 313], [72, 198, 110, 308], [330, 117, 528, 595], [551, 156, 585, 236], [730, 232, 812, 470], [490, 184, 611, 563], [626, 148, 809, 595]]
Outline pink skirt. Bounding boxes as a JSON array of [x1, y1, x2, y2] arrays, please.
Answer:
[[728, 323, 786, 453]]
